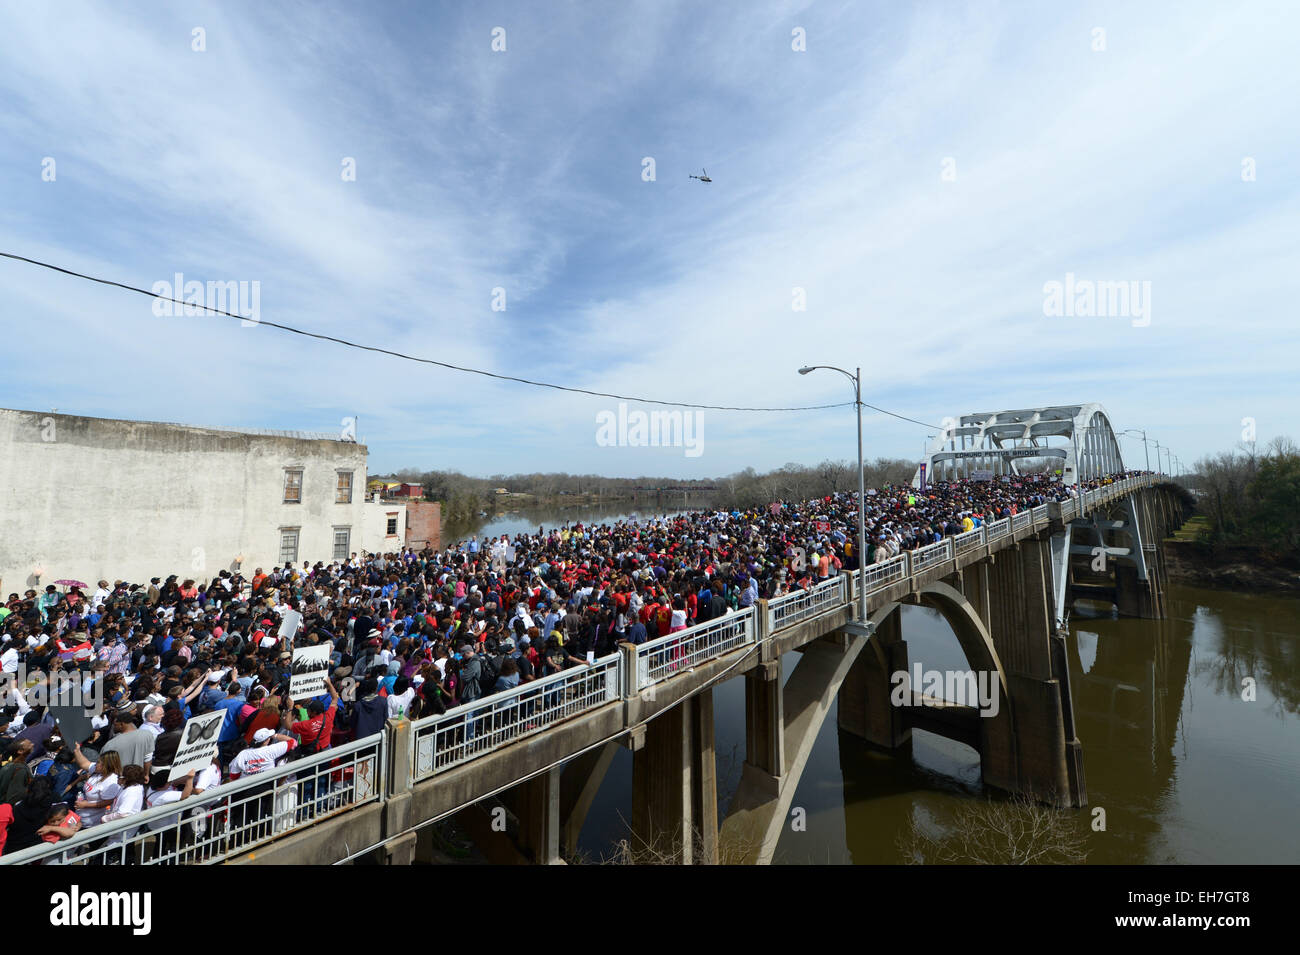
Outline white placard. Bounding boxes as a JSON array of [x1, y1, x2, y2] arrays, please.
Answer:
[[277, 610, 303, 639], [169, 710, 225, 781], [290, 644, 331, 699]]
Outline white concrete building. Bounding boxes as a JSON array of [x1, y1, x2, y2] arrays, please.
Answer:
[[0, 408, 404, 594]]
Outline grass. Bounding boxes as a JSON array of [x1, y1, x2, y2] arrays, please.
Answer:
[[1167, 516, 1209, 543]]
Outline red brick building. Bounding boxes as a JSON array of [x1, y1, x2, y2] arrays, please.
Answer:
[[404, 499, 441, 550]]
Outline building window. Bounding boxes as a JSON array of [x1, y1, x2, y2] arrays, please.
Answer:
[[283, 468, 303, 504], [333, 526, 351, 560], [336, 471, 353, 504], [279, 528, 300, 564], [386, 514, 398, 536]]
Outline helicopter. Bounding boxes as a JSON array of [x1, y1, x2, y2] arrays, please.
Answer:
[[688, 168, 712, 182]]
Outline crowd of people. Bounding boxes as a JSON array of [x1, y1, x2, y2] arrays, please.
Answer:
[[0, 469, 1143, 860]]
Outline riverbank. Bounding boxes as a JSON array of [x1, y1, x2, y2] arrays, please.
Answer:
[[1163, 532, 1300, 595]]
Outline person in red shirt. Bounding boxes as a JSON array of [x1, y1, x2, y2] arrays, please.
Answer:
[[290, 677, 340, 754], [37, 805, 82, 843]]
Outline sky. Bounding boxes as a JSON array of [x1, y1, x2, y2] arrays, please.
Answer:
[[1, 0, 1297, 478]]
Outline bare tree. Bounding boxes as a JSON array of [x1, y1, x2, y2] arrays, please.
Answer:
[[897, 796, 1088, 865]]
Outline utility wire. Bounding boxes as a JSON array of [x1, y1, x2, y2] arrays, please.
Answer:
[[0, 250, 937, 424]]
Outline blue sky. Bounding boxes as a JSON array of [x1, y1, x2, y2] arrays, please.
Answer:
[[2, 1, 1297, 477]]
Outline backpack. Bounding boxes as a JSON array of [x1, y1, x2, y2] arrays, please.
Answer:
[[458, 658, 482, 702], [478, 653, 501, 693]]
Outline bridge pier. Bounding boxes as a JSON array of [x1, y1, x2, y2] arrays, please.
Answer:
[[630, 691, 718, 864], [744, 659, 784, 777], [559, 741, 617, 856], [837, 610, 911, 752]]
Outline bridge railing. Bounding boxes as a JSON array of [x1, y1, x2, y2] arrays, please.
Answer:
[[0, 732, 386, 866], [1011, 510, 1032, 531], [910, 538, 954, 574], [411, 653, 621, 781], [767, 574, 847, 633], [986, 517, 1011, 541], [1031, 504, 1049, 524], [634, 608, 755, 690], [954, 527, 984, 555], [859, 553, 908, 595]]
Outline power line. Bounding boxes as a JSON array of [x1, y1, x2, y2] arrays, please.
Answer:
[[0, 250, 936, 425]]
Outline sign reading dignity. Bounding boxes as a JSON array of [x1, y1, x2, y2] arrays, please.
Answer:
[[169, 710, 225, 781], [290, 644, 331, 698]]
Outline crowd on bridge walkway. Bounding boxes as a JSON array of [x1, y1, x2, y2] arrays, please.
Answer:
[[0, 469, 1147, 860]]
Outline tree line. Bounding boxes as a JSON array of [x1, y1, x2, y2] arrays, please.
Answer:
[[382, 457, 919, 520], [1186, 436, 1299, 560]]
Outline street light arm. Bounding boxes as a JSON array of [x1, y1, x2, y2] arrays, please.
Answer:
[[799, 364, 860, 399]]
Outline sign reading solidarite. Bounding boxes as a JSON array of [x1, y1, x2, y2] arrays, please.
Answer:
[[290, 644, 331, 699], [169, 710, 225, 781]]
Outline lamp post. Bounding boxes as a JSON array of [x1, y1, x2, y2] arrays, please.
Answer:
[[1120, 429, 1151, 473], [799, 364, 867, 622]]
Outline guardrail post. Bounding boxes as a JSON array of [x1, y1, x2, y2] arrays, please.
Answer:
[[619, 641, 638, 700], [382, 718, 415, 864]]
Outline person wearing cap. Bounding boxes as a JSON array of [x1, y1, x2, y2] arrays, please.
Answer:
[[228, 726, 297, 842], [140, 705, 165, 737], [196, 667, 225, 706], [228, 727, 297, 778]]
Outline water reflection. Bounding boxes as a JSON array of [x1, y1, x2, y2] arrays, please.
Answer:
[[563, 561, 1299, 862]]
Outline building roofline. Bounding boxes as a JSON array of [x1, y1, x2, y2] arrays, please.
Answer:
[[0, 407, 365, 447]]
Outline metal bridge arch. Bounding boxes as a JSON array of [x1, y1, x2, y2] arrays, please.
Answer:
[[913, 403, 1124, 486]]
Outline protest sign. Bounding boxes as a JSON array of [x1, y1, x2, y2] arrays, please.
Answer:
[[290, 644, 331, 698], [169, 710, 225, 781], [277, 610, 303, 640], [49, 703, 96, 747]]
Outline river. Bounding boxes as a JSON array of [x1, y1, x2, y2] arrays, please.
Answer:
[[441, 509, 1300, 864]]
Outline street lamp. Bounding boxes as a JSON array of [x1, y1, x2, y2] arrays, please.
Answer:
[[1119, 429, 1151, 473], [799, 364, 867, 622]]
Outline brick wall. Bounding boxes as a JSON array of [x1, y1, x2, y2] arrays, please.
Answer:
[[404, 500, 442, 551]]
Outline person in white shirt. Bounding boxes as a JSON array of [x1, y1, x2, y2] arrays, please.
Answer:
[[229, 729, 298, 842], [100, 764, 148, 849], [187, 758, 223, 840], [73, 748, 122, 827], [387, 678, 416, 718], [229, 728, 296, 778]]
